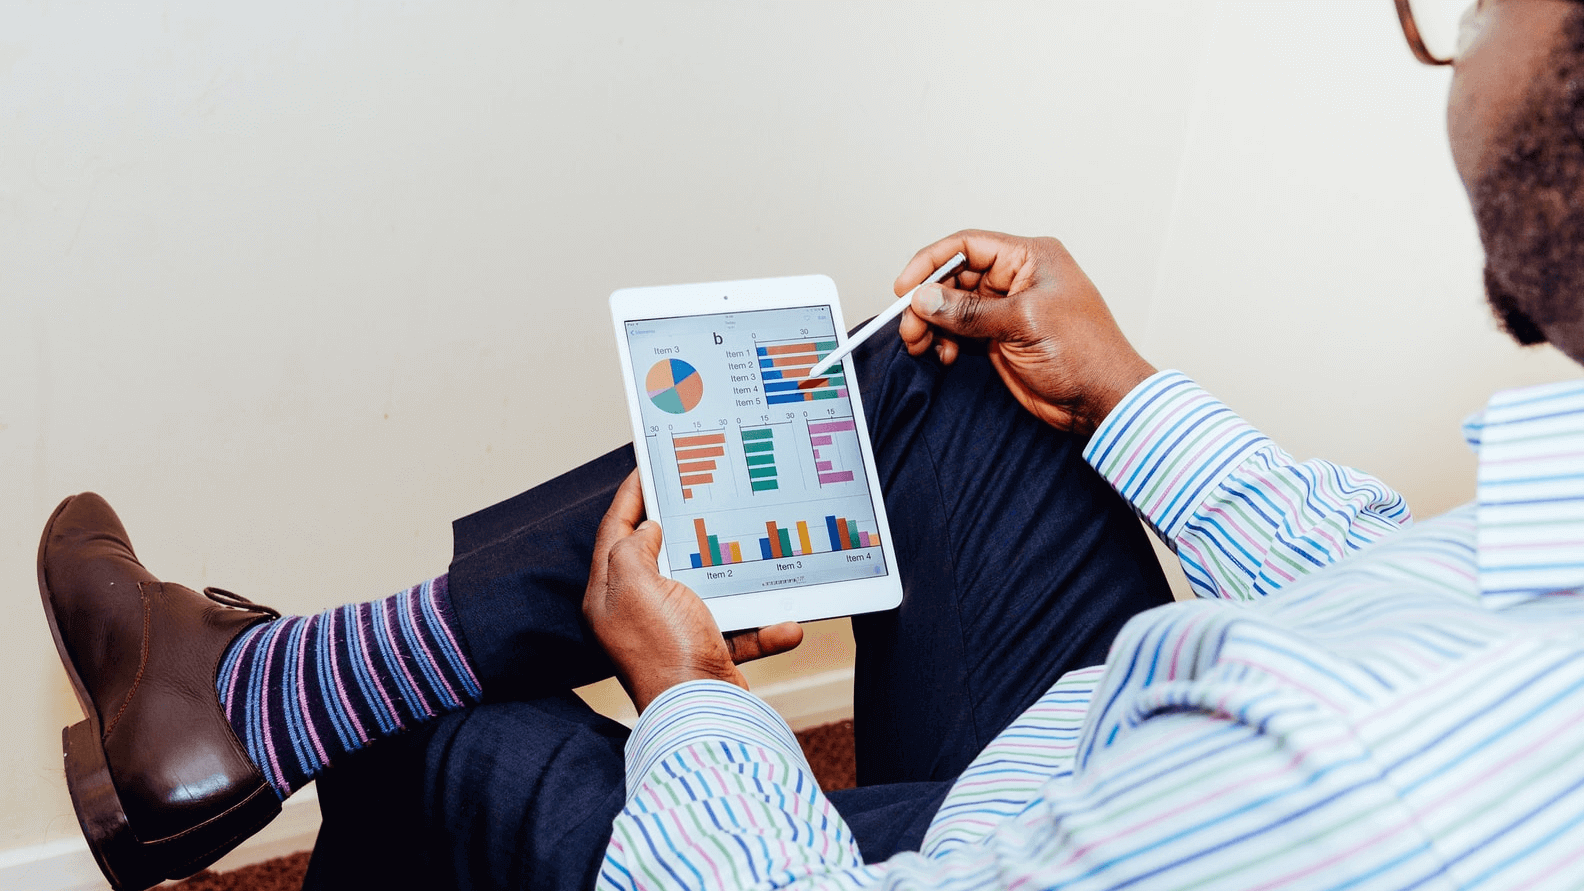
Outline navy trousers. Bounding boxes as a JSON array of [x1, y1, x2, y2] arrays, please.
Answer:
[[302, 324, 1172, 890]]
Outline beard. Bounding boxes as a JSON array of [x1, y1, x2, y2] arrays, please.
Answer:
[[1472, 11, 1584, 348]]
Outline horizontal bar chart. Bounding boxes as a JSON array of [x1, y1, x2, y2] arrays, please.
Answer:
[[674, 430, 727, 500], [740, 426, 779, 493], [756, 339, 848, 405], [808, 419, 857, 485]]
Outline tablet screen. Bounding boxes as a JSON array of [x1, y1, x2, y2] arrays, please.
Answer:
[[622, 305, 891, 599]]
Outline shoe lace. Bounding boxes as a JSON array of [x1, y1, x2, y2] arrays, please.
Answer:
[[203, 587, 282, 620]]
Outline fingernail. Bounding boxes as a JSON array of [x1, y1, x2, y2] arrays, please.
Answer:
[[913, 283, 944, 315], [638, 520, 658, 531]]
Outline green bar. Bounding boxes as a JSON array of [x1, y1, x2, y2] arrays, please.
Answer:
[[740, 428, 774, 440], [744, 452, 776, 466], [812, 389, 838, 400], [742, 441, 775, 453], [708, 535, 723, 566], [778, 529, 794, 556], [750, 479, 779, 492], [814, 340, 838, 352], [823, 374, 846, 386], [748, 465, 777, 479]]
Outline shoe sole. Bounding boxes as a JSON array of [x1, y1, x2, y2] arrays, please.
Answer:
[[38, 495, 280, 891]]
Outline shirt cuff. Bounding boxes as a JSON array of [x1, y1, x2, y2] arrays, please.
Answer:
[[623, 679, 808, 798], [1083, 370, 1273, 541]]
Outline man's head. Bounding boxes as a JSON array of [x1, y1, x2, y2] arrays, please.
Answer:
[[1445, 0, 1584, 361]]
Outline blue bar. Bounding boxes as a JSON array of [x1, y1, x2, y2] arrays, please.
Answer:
[[767, 392, 805, 405], [763, 379, 806, 393], [756, 346, 769, 355], [826, 516, 842, 551], [758, 358, 777, 369], [690, 553, 702, 568], [760, 538, 773, 560], [761, 369, 784, 380]]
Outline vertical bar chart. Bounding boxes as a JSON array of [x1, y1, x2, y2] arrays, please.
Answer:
[[740, 426, 779, 493], [808, 419, 857, 485], [756, 339, 848, 404], [824, 515, 877, 551], [690, 518, 746, 568], [673, 430, 727, 500], [752, 515, 876, 559]]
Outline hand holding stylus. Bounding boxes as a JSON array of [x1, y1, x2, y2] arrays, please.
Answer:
[[896, 230, 1156, 437], [805, 252, 966, 379]]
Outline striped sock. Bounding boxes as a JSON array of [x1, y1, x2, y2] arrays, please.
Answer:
[[215, 574, 482, 798]]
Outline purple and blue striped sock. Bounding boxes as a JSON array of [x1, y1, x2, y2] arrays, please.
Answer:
[[215, 574, 483, 798]]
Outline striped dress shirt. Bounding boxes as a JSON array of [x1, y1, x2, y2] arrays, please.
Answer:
[[599, 370, 1584, 890]]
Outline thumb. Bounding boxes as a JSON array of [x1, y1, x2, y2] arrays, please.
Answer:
[[610, 519, 664, 577], [628, 519, 663, 558], [911, 282, 1020, 342]]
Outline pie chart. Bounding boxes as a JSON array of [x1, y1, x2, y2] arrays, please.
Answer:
[[646, 358, 703, 414]]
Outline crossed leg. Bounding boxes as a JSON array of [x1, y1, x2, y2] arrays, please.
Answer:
[[303, 323, 1173, 889]]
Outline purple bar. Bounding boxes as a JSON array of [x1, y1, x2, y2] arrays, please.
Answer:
[[818, 471, 856, 484], [808, 420, 856, 435], [816, 460, 833, 471], [837, 388, 848, 399], [860, 532, 872, 547], [810, 434, 833, 446]]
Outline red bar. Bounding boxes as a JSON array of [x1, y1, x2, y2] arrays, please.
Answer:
[[674, 432, 727, 448], [765, 521, 783, 558]]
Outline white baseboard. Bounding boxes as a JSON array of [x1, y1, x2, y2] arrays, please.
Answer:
[[0, 787, 322, 891], [759, 666, 854, 731], [0, 668, 854, 889]]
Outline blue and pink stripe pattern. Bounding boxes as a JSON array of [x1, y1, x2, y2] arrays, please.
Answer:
[[217, 574, 481, 797], [600, 372, 1584, 890]]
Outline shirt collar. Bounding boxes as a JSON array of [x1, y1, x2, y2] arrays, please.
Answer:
[[1467, 379, 1584, 605]]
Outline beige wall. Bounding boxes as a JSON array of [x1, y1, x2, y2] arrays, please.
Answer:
[[2, 0, 1576, 855]]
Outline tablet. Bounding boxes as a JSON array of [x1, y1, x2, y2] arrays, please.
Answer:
[[610, 274, 903, 631]]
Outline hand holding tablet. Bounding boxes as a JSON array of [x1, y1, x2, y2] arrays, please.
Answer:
[[610, 274, 903, 631]]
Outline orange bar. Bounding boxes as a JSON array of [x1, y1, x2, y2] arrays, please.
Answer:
[[797, 521, 813, 556], [767, 353, 818, 368], [728, 541, 743, 563], [679, 473, 714, 487], [674, 432, 727, 447], [765, 521, 783, 558], [694, 518, 712, 567], [675, 446, 726, 460], [763, 342, 818, 355], [681, 488, 693, 499], [677, 460, 717, 474]]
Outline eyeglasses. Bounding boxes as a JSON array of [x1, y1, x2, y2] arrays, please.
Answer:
[[1395, 0, 1479, 66]]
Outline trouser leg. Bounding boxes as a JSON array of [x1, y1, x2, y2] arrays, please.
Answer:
[[303, 693, 631, 891], [848, 328, 1173, 785], [443, 322, 1170, 735], [331, 319, 1171, 884], [303, 694, 951, 887]]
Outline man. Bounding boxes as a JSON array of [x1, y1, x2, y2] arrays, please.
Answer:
[[34, 1, 1584, 889]]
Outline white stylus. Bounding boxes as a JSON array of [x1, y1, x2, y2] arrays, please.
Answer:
[[807, 252, 967, 379]]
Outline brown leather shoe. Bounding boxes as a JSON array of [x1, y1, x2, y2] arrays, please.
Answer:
[[37, 493, 283, 891]]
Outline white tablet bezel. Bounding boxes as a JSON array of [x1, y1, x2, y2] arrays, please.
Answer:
[[609, 274, 903, 632]]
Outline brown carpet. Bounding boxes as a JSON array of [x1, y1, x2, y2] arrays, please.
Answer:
[[168, 719, 856, 891]]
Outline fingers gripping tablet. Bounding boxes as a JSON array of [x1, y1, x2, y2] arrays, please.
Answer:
[[609, 275, 903, 631]]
